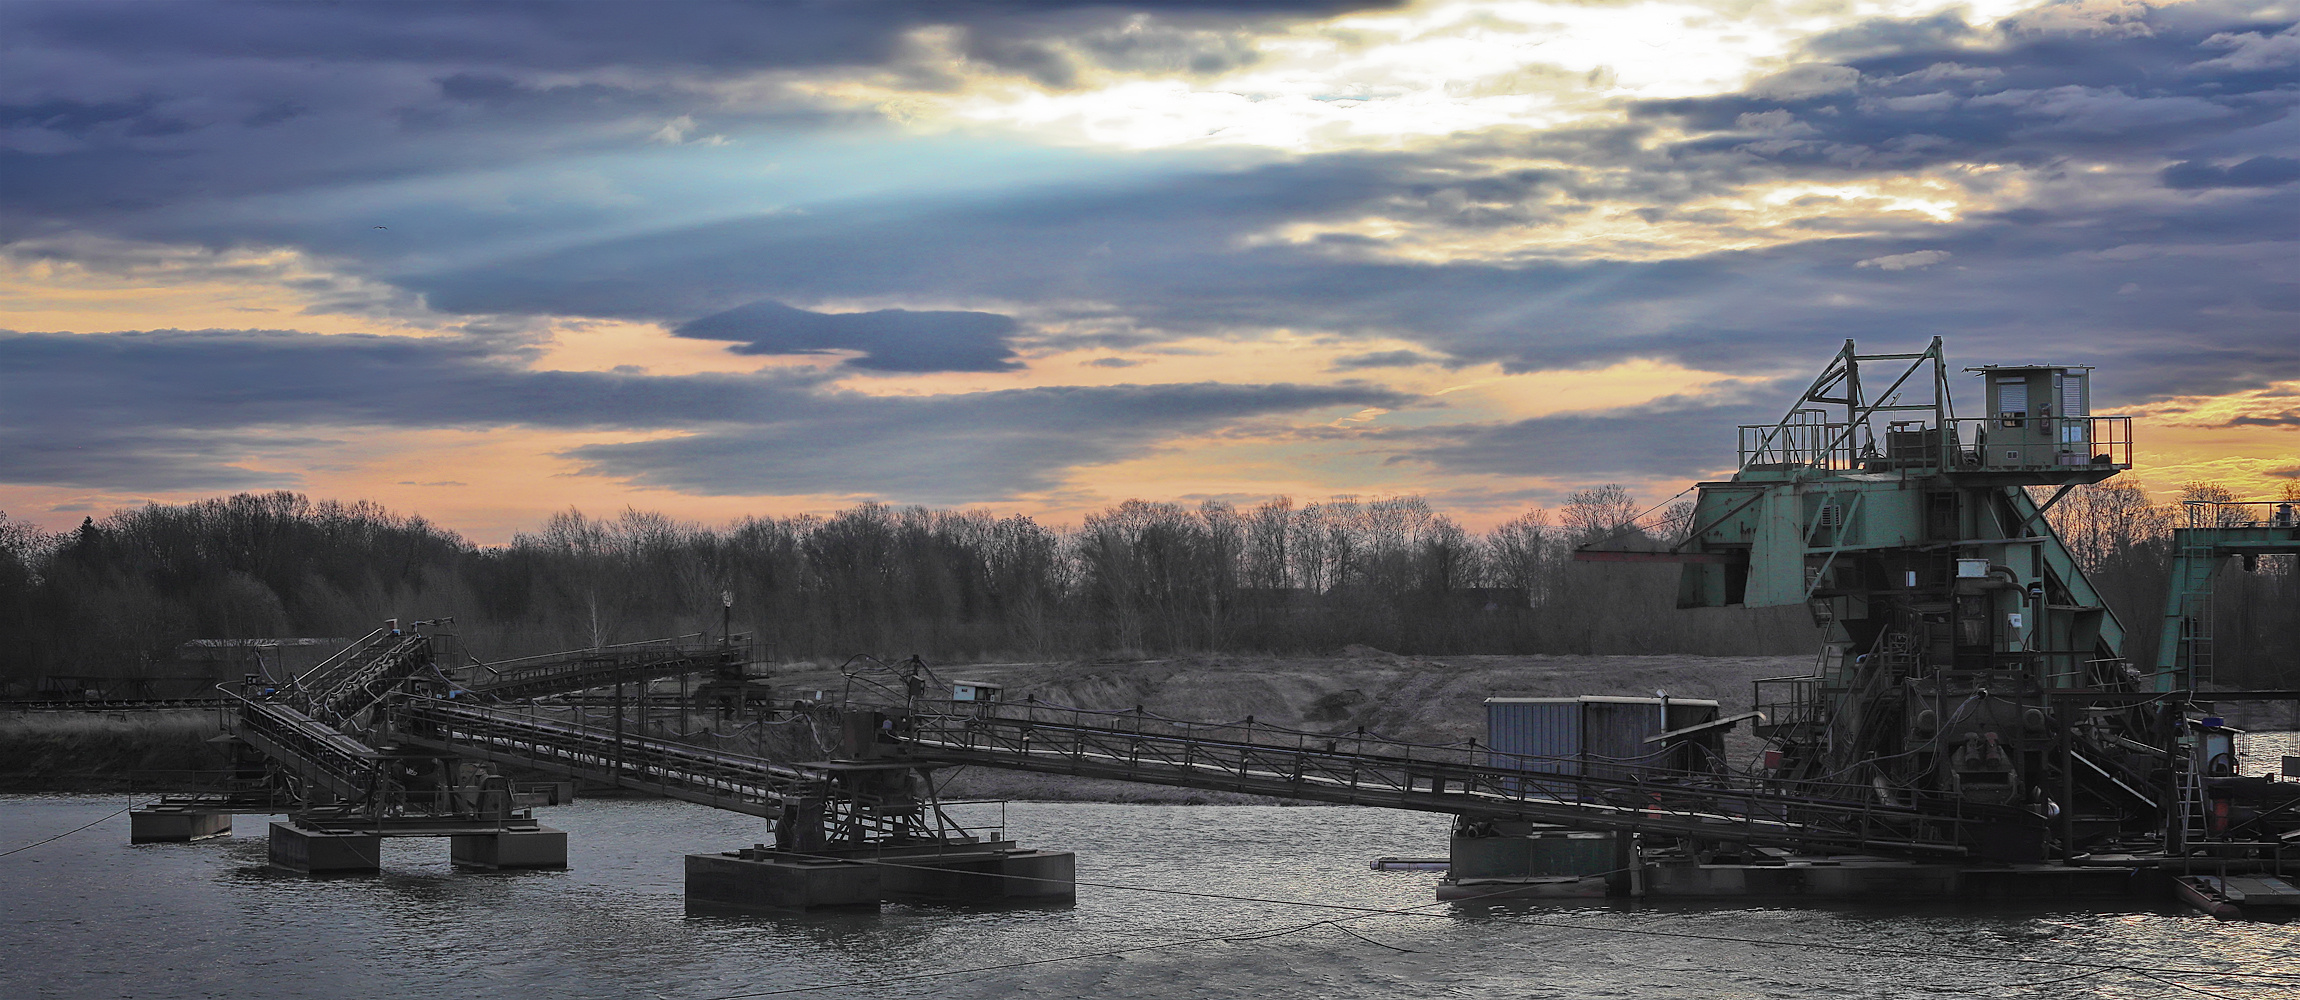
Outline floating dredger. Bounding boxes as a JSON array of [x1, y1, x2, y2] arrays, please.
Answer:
[[1547, 338, 2300, 916], [131, 339, 2300, 919]]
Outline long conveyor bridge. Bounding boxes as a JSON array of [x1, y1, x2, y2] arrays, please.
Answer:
[[391, 698, 813, 818], [378, 692, 2017, 857], [454, 635, 748, 701], [885, 700, 2019, 857], [204, 622, 2038, 860]]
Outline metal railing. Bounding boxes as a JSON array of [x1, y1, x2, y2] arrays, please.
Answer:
[[305, 634, 432, 725], [1739, 409, 1840, 469], [1737, 416, 2132, 473], [2181, 500, 2300, 529], [225, 689, 384, 804], [1752, 674, 1823, 737], [393, 697, 811, 818], [894, 699, 2002, 856], [460, 634, 749, 700], [1947, 416, 2133, 471], [287, 626, 392, 699]]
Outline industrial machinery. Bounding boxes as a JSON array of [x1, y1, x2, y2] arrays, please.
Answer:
[[1655, 338, 2293, 862], [126, 342, 2292, 908]]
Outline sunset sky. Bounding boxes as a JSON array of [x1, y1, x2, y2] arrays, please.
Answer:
[[4, 0, 2297, 542]]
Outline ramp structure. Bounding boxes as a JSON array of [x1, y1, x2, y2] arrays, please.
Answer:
[[138, 623, 567, 870], [454, 636, 749, 702], [889, 700, 2003, 856], [390, 698, 810, 818]]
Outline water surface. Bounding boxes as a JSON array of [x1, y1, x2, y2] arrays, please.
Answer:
[[4, 795, 2294, 999]]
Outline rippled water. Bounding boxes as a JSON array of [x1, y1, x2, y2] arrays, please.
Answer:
[[4, 794, 2296, 999]]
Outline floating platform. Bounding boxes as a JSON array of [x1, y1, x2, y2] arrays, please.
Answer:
[[1439, 858, 2147, 902], [264, 819, 569, 873], [2175, 874, 2300, 921], [267, 821, 384, 873], [451, 826, 568, 870], [1370, 857, 1451, 871], [685, 840, 1075, 912], [129, 807, 235, 843]]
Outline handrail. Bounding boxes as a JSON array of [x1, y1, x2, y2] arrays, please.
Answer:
[[394, 697, 811, 817], [456, 639, 747, 700], [894, 699, 1999, 854], [290, 626, 389, 692], [2180, 500, 2300, 529], [473, 633, 720, 672], [896, 706, 1988, 855], [1736, 415, 2132, 473]]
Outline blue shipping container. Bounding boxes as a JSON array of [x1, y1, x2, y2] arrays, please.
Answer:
[[1485, 696, 1720, 799]]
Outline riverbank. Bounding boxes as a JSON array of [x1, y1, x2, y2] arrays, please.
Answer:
[[0, 711, 230, 791], [778, 650, 1808, 802]]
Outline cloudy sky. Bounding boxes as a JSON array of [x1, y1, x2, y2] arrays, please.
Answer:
[[4, 0, 2296, 540]]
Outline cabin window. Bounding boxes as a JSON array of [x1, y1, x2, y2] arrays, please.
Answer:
[[1996, 378, 2027, 427]]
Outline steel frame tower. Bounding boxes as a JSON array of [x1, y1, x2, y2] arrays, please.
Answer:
[[1665, 339, 2156, 858]]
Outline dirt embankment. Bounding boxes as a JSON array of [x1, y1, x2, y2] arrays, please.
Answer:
[[0, 711, 231, 791], [772, 650, 1809, 803], [0, 653, 1812, 799]]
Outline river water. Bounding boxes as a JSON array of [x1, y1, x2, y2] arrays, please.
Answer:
[[4, 795, 2295, 1000]]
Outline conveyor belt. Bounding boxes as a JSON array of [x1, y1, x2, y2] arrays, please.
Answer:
[[393, 698, 812, 817], [458, 638, 746, 701], [892, 703, 2030, 857]]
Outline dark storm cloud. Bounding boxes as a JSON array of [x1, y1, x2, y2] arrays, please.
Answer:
[[397, 128, 2300, 404], [2224, 410, 2300, 428], [564, 381, 1408, 499], [0, 1, 1391, 231], [2161, 155, 2300, 188], [0, 329, 1397, 499], [1634, 8, 2300, 176], [0, 329, 783, 433], [1331, 350, 1453, 370], [676, 301, 1022, 373], [10, 0, 2300, 500], [1, 429, 309, 493], [366, 4, 2299, 404], [12, 1, 1394, 73], [1395, 393, 1782, 481]]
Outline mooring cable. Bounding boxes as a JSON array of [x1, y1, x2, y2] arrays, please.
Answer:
[[2135, 968, 2261, 1000], [675, 874, 1536, 1000], [683, 848, 2296, 998], [0, 804, 138, 858], [673, 861, 2279, 1000]]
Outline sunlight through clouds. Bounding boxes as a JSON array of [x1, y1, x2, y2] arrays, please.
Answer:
[[833, 0, 2071, 153], [4, 0, 2296, 533]]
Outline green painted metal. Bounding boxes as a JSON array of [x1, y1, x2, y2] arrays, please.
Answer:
[[1633, 339, 2190, 857], [2152, 504, 2300, 692]]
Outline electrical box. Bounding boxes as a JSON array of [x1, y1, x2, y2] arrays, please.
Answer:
[[951, 681, 1002, 703]]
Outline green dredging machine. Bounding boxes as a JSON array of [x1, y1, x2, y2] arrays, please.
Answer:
[[1600, 339, 2300, 894]]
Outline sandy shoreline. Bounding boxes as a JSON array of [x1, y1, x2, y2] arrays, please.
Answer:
[[0, 651, 1806, 795]]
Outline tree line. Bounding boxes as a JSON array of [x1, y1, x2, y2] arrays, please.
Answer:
[[0, 480, 2287, 689]]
